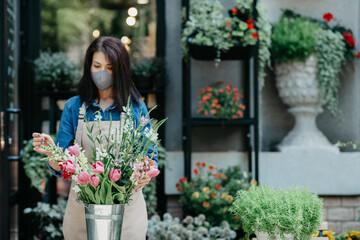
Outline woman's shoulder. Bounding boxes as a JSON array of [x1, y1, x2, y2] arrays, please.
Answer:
[[64, 95, 82, 111]]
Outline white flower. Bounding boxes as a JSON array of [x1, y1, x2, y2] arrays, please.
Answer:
[[94, 112, 102, 121], [72, 175, 78, 181], [72, 185, 81, 193], [79, 107, 85, 115]]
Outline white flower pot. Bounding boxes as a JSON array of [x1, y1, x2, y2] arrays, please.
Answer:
[[254, 231, 294, 240], [274, 55, 338, 153]]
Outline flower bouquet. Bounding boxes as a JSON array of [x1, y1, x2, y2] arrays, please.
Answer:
[[42, 97, 167, 239], [196, 81, 246, 120]]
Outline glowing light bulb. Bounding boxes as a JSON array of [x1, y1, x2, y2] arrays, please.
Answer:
[[137, 0, 149, 4], [92, 30, 100, 38], [128, 7, 138, 17], [121, 36, 131, 45], [126, 17, 136, 26]]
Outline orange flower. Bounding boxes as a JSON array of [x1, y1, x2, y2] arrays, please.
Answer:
[[247, 19, 253, 24], [239, 104, 246, 110], [215, 183, 221, 191], [211, 192, 217, 198], [179, 177, 187, 183], [216, 104, 221, 109], [232, 96, 238, 102], [226, 21, 231, 26], [193, 168, 199, 175], [232, 114, 238, 119], [196, 162, 201, 167], [213, 173, 221, 178], [203, 201, 210, 208], [177, 186, 182, 192], [204, 110, 208, 115], [226, 90, 232, 95], [207, 92, 212, 97], [211, 109, 217, 114], [237, 110, 244, 118], [206, 86, 212, 92], [208, 165, 215, 171], [250, 179, 258, 186], [247, 23, 254, 29], [190, 182, 194, 187], [219, 89, 224, 93], [231, 8, 238, 14], [226, 83, 233, 89], [201, 96, 208, 103], [212, 99, 219, 104], [201, 162, 206, 168], [221, 174, 227, 180], [234, 88, 239, 95]]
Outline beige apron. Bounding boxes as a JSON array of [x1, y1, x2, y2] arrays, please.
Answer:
[[62, 103, 148, 240]]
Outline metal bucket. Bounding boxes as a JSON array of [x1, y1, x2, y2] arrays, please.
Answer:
[[85, 204, 125, 240]]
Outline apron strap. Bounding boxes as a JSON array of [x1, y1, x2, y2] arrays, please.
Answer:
[[75, 102, 86, 146]]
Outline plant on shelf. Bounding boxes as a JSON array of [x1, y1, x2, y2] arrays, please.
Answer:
[[142, 142, 167, 215], [271, 10, 360, 115], [176, 162, 253, 231], [24, 198, 67, 240], [131, 57, 167, 90], [33, 51, 80, 91], [335, 230, 360, 240], [182, 0, 271, 84], [312, 229, 335, 240], [196, 81, 246, 120], [147, 213, 237, 240], [229, 185, 323, 240], [22, 139, 52, 194]]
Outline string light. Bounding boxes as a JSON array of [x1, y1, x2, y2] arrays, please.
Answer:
[[128, 7, 138, 17], [92, 30, 100, 37], [126, 16, 136, 26]]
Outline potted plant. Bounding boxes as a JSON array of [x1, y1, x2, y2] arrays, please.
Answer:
[[196, 81, 246, 120], [33, 51, 80, 91], [271, 10, 359, 152], [229, 185, 323, 240], [182, 0, 271, 84], [131, 58, 167, 90]]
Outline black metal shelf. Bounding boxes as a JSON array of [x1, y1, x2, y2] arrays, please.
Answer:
[[181, 0, 260, 181], [184, 117, 255, 127]]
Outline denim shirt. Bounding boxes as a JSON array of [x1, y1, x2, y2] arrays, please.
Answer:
[[47, 95, 158, 178]]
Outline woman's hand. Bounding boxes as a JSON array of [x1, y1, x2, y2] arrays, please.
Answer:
[[135, 175, 151, 192], [32, 132, 61, 172], [32, 132, 55, 155]]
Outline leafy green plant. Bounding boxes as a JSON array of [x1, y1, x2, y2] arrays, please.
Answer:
[[177, 163, 253, 230], [229, 185, 323, 240], [271, 10, 355, 115], [24, 198, 67, 240], [22, 139, 52, 194], [147, 213, 237, 240], [143, 142, 167, 214], [131, 58, 167, 89], [33, 51, 80, 91], [335, 230, 360, 240]]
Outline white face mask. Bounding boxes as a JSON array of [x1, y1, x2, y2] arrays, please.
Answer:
[[91, 70, 113, 90]]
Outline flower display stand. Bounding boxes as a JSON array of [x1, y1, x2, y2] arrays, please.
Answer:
[[274, 55, 338, 153]]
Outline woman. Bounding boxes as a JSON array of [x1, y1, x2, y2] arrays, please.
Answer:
[[32, 36, 156, 239]]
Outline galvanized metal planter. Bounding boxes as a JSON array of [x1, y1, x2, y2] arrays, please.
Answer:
[[85, 204, 126, 240]]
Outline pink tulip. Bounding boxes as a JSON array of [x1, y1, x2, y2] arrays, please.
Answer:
[[77, 171, 90, 185], [64, 159, 76, 173], [68, 144, 80, 157], [89, 175, 100, 187], [92, 161, 104, 174], [109, 168, 121, 182], [147, 166, 160, 178]]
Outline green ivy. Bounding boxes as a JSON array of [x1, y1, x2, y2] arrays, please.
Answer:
[[229, 185, 323, 240], [22, 139, 52, 194]]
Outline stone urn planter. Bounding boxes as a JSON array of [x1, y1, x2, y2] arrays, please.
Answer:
[[254, 231, 293, 240], [274, 55, 338, 153]]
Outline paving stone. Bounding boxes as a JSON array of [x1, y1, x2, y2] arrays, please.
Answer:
[[328, 207, 354, 221]]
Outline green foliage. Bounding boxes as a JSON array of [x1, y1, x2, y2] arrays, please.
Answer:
[[147, 213, 237, 240], [131, 58, 167, 89], [335, 230, 360, 240], [229, 185, 323, 240], [33, 51, 80, 91], [22, 139, 51, 194], [271, 16, 319, 63], [24, 199, 67, 240], [271, 11, 348, 115], [177, 163, 252, 230]]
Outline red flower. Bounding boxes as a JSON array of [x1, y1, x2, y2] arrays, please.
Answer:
[[247, 23, 254, 30], [226, 90, 232, 95], [190, 182, 194, 187], [201, 95, 209, 103], [204, 110, 208, 115], [215, 183, 221, 190], [226, 21, 231, 26], [216, 104, 221, 109], [208, 165, 215, 171], [232, 96, 238, 102], [61, 171, 72, 181], [237, 110, 244, 118], [202, 201, 210, 208], [232, 114, 238, 119], [323, 12, 333, 22], [193, 168, 199, 175], [206, 86, 212, 92], [356, 51, 360, 58], [211, 192, 217, 198], [247, 19, 253, 24], [231, 8, 238, 14], [342, 31, 355, 47], [201, 162, 206, 168], [239, 104, 246, 110], [212, 99, 219, 104], [229, 34, 233, 38], [219, 89, 224, 93], [252, 32, 259, 39], [234, 216, 240, 221], [239, 94, 244, 99], [196, 162, 201, 167], [211, 109, 217, 114], [177, 186, 182, 192], [226, 83, 233, 89], [179, 177, 188, 183]]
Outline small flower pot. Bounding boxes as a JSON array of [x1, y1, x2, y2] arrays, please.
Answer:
[[188, 41, 257, 60]]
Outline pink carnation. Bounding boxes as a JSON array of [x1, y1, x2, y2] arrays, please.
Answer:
[[147, 166, 160, 178]]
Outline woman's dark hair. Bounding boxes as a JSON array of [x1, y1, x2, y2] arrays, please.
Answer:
[[77, 36, 141, 109]]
